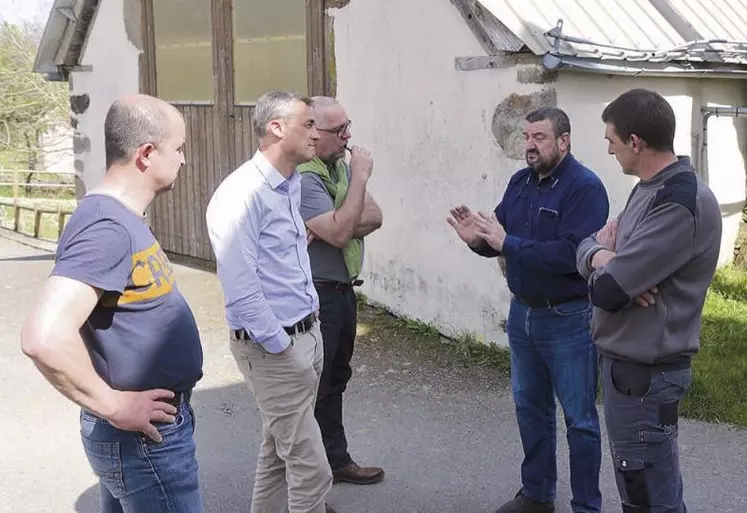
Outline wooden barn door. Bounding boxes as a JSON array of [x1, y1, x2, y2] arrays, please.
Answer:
[[140, 0, 329, 262]]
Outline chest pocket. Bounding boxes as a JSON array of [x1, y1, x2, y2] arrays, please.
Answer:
[[537, 206, 560, 241]]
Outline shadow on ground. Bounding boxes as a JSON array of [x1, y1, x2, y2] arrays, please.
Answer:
[[71, 343, 515, 513]]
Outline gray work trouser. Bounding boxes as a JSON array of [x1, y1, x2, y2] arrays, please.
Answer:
[[600, 355, 691, 513]]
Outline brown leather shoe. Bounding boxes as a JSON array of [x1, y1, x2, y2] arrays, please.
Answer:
[[325, 503, 338, 513], [332, 462, 385, 485]]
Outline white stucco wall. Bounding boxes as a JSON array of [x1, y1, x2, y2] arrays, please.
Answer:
[[70, 0, 140, 192], [331, 0, 747, 346]]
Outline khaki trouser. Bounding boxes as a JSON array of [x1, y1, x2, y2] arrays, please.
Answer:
[[230, 322, 332, 513]]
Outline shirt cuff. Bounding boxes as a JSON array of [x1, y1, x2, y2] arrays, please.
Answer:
[[257, 329, 292, 354], [501, 235, 521, 259]]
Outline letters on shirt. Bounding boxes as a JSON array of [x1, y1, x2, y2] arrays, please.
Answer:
[[117, 242, 175, 305]]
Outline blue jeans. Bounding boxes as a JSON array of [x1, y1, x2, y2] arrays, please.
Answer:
[[80, 403, 203, 513], [506, 298, 602, 513]]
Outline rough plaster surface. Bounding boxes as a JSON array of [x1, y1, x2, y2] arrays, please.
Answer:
[[492, 89, 557, 160], [516, 64, 559, 84], [72, 134, 91, 155], [69, 94, 90, 115]]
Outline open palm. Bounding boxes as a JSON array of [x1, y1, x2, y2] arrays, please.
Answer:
[[447, 205, 482, 245]]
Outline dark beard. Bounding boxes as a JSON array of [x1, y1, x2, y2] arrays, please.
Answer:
[[528, 152, 561, 176]]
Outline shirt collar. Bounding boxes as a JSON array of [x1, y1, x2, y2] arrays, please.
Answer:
[[253, 150, 298, 190], [639, 155, 693, 187]]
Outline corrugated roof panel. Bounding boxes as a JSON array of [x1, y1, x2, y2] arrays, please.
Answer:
[[668, 0, 747, 41], [478, 0, 685, 56]]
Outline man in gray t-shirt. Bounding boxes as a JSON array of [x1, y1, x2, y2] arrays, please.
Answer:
[[299, 96, 385, 486], [576, 89, 721, 512], [21, 94, 204, 512]]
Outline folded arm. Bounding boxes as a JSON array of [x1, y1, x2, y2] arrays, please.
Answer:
[[586, 201, 696, 312], [301, 174, 368, 248], [354, 193, 383, 237]]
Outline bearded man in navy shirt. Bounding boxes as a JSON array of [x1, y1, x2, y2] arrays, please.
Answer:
[[448, 107, 609, 513]]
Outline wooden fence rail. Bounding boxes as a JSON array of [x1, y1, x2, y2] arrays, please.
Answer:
[[0, 170, 76, 239]]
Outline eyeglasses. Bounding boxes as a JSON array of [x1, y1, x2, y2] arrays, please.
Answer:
[[317, 120, 352, 138]]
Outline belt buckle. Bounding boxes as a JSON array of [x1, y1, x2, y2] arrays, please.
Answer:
[[302, 313, 313, 331]]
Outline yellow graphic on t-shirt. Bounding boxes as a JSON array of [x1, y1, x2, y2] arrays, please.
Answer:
[[118, 242, 175, 304]]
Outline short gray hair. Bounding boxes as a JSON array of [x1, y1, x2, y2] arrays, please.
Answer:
[[253, 91, 311, 138], [309, 96, 339, 125], [104, 95, 178, 169]]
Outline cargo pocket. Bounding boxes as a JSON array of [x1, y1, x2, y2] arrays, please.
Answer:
[[80, 437, 126, 497], [610, 360, 653, 398], [614, 452, 650, 508]]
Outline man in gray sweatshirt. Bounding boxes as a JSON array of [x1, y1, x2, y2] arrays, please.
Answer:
[[576, 88, 721, 513]]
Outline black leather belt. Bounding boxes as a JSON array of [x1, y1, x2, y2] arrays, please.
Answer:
[[165, 389, 192, 407], [232, 312, 317, 341], [515, 294, 588, 309], [314, 279, 362, 293]]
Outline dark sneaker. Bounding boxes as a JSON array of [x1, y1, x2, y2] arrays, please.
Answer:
[[495, 491, 555, 513]]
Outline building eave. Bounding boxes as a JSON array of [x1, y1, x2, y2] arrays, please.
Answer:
[[33, 0, 100, 81]]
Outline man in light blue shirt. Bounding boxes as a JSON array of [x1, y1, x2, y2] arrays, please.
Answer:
[[206, 91, 336, 513]]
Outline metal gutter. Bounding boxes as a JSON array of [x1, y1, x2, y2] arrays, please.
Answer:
[[543, 53, 747, 79]]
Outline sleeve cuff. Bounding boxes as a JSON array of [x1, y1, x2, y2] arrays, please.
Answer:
[[586, 244, 607, 272], [501, 235, 521, 258], [469, 240, 500, 258], [258, 330, 292, 354]]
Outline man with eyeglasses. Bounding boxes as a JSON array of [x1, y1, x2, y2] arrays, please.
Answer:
[[447, 107, 609, 513], [298, 96, 385, 486]]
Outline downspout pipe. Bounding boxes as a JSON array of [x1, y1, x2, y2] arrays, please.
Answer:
[[699, 106, 747, 182]]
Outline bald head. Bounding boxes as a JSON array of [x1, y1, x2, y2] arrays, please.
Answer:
[[104, 94, 182, 169]]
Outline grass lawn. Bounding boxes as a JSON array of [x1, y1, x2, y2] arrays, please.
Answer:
[[356, 295, 511, 373], [681, 266, 747, 427]]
